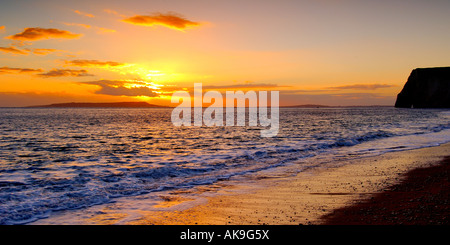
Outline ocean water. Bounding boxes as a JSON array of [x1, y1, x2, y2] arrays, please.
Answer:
[[0, 107, 450, 224]]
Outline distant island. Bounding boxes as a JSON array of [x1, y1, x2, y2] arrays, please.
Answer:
[[281, 104, 331, 108], [28, 102, 168, 108]]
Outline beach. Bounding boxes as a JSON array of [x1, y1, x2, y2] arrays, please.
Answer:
[[129, 143, 450, 225]]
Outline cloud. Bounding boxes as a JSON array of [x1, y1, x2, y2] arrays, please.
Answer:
[[281, 89, 334, 94], [62, 22, 92, 29], [0, 91, 138, 107], [330, 93, 388, 99], [6, 27, 81, 41], [104, 9, 118, 15], [325, 83, 396, 90], [81, 80, 159, 97], [0, 26, 5, 33], [73, 10, 95, 18], [61, 22, 115, 34], [0, 46, 30, 55], [96, 85, 158, 97], [104, 9, 126, 18], [0, 66, 43, 74], [202, 83, 289, 90], [0, 46, 70, 56], [122, 12, 200, 31], [65, 59, 125, 67], [96, 27, 116, 34], [38, 69, 93, 77], [32, 48, 65, 55], [0, 46, 71, 56]]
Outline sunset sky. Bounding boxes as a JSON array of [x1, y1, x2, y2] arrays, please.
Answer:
[[1, 0, 449, 107]]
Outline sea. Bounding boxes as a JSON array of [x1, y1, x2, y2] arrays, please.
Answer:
[[0, 107, 449, 224]]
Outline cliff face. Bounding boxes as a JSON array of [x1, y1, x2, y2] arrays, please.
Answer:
[[395, 67, 450, 108]]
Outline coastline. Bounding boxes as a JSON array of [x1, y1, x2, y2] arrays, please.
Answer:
[[129, 143, 450, 225]]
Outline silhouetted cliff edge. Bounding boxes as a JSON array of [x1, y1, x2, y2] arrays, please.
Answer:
[[395, 67, 450, 108]]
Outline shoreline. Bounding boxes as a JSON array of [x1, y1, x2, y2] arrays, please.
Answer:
[[129, 143, 450, 225]]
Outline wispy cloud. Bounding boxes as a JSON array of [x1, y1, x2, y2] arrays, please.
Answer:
[[62, 22, 92, 29], [6, 27, 82, 41], [81, 80, 159, 97], [202, 83, 289, 90], [104, 9, 126, 18], [325, 83, 396, 90], [38, 69, 93, 77], [73, 10, 95, 18], [0, 46, 71, 56], [96, 27, 116, 34], [0, 91, 124, 107], [0, 66, 43, 74], [0, 26, 5, 33], [61, 22, 116, 34], [330, 93, 392, 100], [279, 91, 395, 107], [0, 46, 29, 55], [32, 48, 61, 55], [64, 59, 125, 67], [122, 12, 200, 31]]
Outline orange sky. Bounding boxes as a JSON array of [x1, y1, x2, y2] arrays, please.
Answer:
[[1, 0, 450, 107]]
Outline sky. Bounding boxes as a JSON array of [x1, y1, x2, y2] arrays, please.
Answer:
[[0, 0, 449, 107]]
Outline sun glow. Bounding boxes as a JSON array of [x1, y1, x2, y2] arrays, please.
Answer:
[[120, 80, 163, 90], [145, 70, 165, 79], [111, 63, 181, 83]]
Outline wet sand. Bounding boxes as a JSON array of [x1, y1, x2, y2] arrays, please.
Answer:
[[130, 143, 450, 225]]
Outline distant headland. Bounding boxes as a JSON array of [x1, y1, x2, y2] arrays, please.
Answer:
[[282, 104, 331, 108], [27, 102, 168, 108]]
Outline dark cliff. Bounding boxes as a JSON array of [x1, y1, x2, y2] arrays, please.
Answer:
[[395, 67, 450, 108]]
